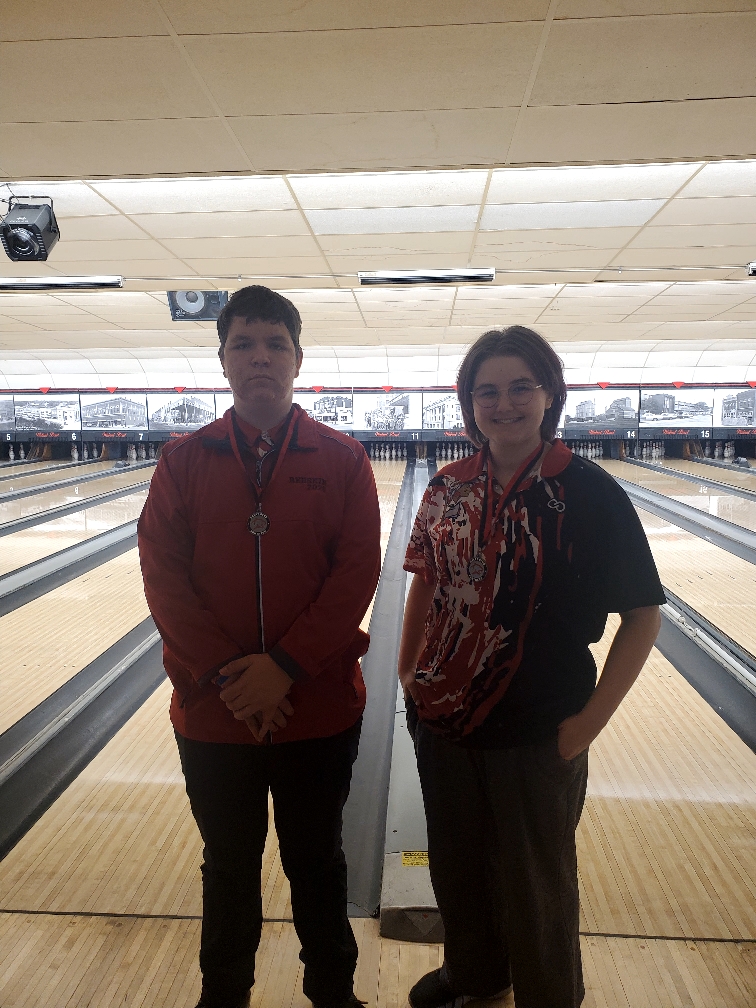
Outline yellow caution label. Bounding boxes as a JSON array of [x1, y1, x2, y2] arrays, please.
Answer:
[[402, 850, 430, 866]]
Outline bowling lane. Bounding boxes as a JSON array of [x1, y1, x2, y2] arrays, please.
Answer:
[[634, 508, 756, 657], [361, 458, 406, 631], [0, 547, 150, 734], [0, 463, 154, 528], [661, 457, 756, 493], [598, 458, 756, 533], [0, 459, 114, 493], [0, 487, 149, 577], [0, 460, 404, 925]]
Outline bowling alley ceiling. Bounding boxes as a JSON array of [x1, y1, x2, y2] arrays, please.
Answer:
[[0, 1, 755, 360]]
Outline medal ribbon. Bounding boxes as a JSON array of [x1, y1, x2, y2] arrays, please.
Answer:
[[227, 406, 297, 523], [476, 440, 550, 560]]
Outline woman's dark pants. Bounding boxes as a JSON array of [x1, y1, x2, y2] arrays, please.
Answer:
[[414, 721, 589, 1008]]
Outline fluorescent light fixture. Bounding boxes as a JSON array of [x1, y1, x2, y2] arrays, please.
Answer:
[[747, 262, 756, 277], [358, 267, 495, 285], [0, 275, 123, 291]]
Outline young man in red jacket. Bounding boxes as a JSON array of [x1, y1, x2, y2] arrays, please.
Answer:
[[138, 286, 381, 1008]]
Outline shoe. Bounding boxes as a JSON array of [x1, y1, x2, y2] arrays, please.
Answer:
[[194, 991, 250, 1008], [311, 994, 367, 1008], [409, 966, 512, 1008]]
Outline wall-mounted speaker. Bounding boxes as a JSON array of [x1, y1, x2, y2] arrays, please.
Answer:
[[167, 290, 228, 321]]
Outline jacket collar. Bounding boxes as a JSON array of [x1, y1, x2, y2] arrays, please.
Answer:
[[203, 403, 318, 454], [439, 437, 573, 485]]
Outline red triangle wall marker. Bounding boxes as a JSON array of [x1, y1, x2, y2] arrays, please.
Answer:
[[382, 385, 393, 392], [39, 387, 50, 393], [174, 387, 186, 393], [672, 381, 685, 388], [312, 386, 324, 392], [597, 382, 610, 389], [748, 381, 756, 388], [106, 386, 118, 393]]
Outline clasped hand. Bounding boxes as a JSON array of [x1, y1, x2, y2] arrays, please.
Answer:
[[219, 654, 294, 742]]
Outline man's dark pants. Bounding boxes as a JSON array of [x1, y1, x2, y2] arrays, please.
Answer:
[[413, 720, 589, 1008], [175, 719, 362, 1006]]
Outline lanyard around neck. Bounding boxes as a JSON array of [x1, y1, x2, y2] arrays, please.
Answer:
[[227, 407, 295, 512], [477, 441, 548, 553]]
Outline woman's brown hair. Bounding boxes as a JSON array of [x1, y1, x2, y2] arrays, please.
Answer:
[[457, 326, 567, 447]]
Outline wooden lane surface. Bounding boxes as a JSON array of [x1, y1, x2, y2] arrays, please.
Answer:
[[662, 458, 756, 493], [0, 548, 149, 734], [0, 489, 148, 578], [361, 459, 405, 632], [1, 636, 755, 1006], [0, 460, 114, 494], [598, 459, 756, 533], [0, 466, 153, 526], [1, 914, 754, 1008], [635, 509, 756, 657]]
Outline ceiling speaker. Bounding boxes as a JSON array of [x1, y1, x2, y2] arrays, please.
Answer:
[[168, 290, 228, 321]]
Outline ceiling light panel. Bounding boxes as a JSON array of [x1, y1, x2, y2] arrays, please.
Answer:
[[91, 176, 297, 214], [4, 182, 119, 218], [677, 160, 756, 198], [305, 206, 479, 234], [480, 200, 666, 231], [487, 163, 701, 204], [288, 170, 488, 209]]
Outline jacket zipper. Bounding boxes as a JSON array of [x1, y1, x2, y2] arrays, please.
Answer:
[[255, 453, 272, 744]]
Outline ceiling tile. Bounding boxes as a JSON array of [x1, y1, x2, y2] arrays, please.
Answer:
[[628, 223, 756, 248], [161, 0, 547, 33], [49, 239, 176, 262], [508, 98, 756, 166], [614, 247, 752, 267], [93, 177, 296, 215], [160, 235, 323, 259], [0, 1, 168, 40], [678, 159, 756, 197], [325, 253, 475, 272], [53, 216, 147, 241], [0, 119, 251, 178], [306, 206, 480, 235], [1, 182, 119, 218], [0, 38, 217, 122], [555, 1, 754, 14], [530, 14, 756, 105], [289, 170, 487, 209], [48, 258, 198, 277], [181, 256, 331, 277], [481, 200, 666, 230], [129, 210, 310, 239], [230, 108, 519, 173], [317, 233, 474, 255], [183, 23, 541, 116], [475, 227, 639, 252], [649, 194, 756, 226]]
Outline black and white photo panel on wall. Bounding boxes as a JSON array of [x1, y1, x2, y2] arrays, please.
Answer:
[[0, 395, 13, 432], [422, 391, 464, 430], [353, 391, 422, 433], [713, 387, 756, 437], [14, 394, 81, 432], [561, 389, 640, 438], [214, 393, 234, 418], [80, 393, 148, 431], [639, 387, 714, 437], [147, 393, 216, 431], [294, 392, 353, 430]]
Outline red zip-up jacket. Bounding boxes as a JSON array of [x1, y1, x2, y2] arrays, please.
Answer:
[[137, 405, 381, 744]]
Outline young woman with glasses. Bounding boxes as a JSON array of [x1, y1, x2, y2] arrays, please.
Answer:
[[398, 326, 665, 1008]]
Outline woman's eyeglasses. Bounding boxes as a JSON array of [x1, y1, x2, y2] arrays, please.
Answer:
[[472, 382, 543, 409]]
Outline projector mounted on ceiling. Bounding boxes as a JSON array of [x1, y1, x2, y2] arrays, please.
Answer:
[[168, 290, 229, 321], [358, 267, 496, 285], [0, 196, 60, 261]]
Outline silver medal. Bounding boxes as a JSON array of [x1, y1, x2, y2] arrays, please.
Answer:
[[467, 554, 487, 581], [248, 511, 270, 535]]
